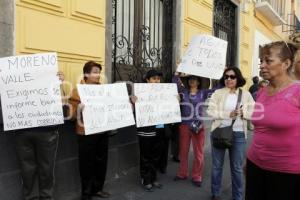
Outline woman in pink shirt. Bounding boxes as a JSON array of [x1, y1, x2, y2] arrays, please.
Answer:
[[246, 41, 300, 200]]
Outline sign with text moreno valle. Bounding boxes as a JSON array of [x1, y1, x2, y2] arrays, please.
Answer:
[[0, 53, 64, 131]]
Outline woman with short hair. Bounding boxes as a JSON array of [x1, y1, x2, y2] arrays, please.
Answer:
[[69, 61, 110, 200], [173, 72, 206, 187], [246, 41, 300, 200]]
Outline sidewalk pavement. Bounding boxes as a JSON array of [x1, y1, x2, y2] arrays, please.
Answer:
[[101, 129, 253, 200]]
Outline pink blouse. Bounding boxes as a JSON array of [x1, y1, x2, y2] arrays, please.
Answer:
[[247, 83, 300, 174]]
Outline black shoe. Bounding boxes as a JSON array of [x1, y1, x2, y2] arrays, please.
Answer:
[[211, 195, 221, 200], [93, 190, 110, 198], [174, 176, 187, 181], [192, 180, 202, 187], [152, 181, 163, 189], [143, 184, 154, 192], [159, 168, 167, 174], [81, 196, 91, 200], [172, 156, 180, 163]]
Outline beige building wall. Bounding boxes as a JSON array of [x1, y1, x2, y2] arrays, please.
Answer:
[[15, 0, 297, 89], [181, 0, 254, 87], [180, 0, 296, 87], [181, 0, 213, 53], [240, 2, 254, 87], [16, 0, 106, 94]]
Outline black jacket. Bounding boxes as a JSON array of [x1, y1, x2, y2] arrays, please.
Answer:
[[137, 125, 157, 137]]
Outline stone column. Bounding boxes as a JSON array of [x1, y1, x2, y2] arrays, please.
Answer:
[[0, 0, 14, 57], [0, 1, 22, 200]]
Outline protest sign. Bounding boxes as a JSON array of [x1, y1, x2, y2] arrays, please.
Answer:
[[177, 34, 228, 79], [0, 53, 64, 131], [134, 83, 181, 127], [77, 83, 135, 135]]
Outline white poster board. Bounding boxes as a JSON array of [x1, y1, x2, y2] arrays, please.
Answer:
[[177, 34, 228, 79], [134, 83, 181, 128], [0, 53, 64, 131], [77, 83, 135, 135]]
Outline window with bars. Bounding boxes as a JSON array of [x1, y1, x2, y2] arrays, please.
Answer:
[[112, 0, 173, 82], [213, 0, 237, 68]]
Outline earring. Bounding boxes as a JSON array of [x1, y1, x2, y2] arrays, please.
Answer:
[[292, 68, 295, 73]]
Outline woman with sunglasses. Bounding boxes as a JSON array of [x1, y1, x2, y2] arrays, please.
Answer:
[[245, 41, 300, 200], [207, 67, 254, 200]]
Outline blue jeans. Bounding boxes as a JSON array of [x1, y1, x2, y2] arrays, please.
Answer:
[[211, 131, 246, 200]]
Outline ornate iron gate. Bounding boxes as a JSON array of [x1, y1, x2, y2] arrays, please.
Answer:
[[213, 0, 237, 67], [112, 0, 173, 82]]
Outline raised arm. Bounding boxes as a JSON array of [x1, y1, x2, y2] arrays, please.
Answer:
[[172, 72, 186, 93]]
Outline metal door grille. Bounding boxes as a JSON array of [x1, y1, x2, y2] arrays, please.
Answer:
[[213, 0, 237, 67], [112, 0, 173, 82]]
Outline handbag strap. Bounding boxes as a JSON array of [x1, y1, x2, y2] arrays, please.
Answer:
[[230, 89, 243, 126]]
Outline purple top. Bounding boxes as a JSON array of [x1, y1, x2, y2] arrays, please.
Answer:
[[172, 75, 205, 125]]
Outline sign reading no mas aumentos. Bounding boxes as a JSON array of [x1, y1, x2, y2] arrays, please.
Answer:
[[0, 53, 64, 131], [177, 35, 228, 79], [134, 83, 181, 128]]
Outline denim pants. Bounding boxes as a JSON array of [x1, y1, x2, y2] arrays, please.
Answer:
[[211, 131, 246, 200]]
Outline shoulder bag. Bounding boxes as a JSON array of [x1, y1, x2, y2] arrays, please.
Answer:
[[187, 92, 203, 134], [211, 89, 242, 149]]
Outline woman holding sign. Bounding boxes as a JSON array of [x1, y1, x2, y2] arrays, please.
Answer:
[[69, 61, 110, 200], [13, 71, 66, 200], [172, 72, 206, 187]]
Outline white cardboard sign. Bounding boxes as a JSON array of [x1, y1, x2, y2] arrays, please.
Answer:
[[77, 83, 135, 135], [177, 34, 228, 79], [134, 83, 181, 127], [0, 53, 64, 131]]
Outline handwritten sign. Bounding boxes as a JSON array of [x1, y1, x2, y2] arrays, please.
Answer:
[[177, 34, 228, 79], [77, 83, 135, 135], [0, 53, 64, 131], [134, 83, 181, 127]]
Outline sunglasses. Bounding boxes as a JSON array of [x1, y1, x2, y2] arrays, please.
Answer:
[[224, 75, 236, 80]]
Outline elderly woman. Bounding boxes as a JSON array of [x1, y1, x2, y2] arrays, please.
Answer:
[[207, 67, 254, 200], [69, 61, 110, 200], [245, 41, 300, 200]]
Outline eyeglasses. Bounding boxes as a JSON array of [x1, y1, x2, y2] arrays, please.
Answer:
[[224, 75, 236, 80]]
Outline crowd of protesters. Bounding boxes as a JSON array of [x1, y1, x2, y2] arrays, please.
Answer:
[[1, 40, 300, 200]]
